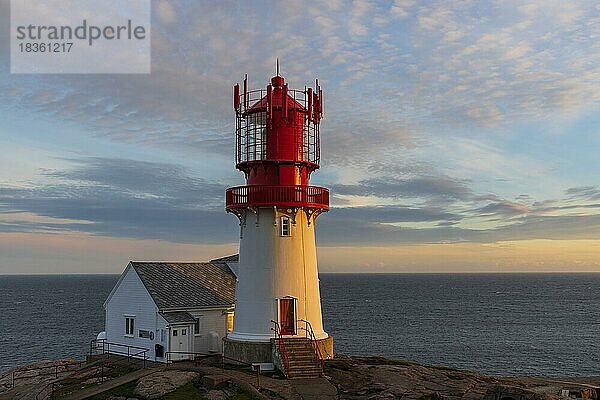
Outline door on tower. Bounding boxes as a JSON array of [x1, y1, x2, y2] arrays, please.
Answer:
[[279, 297, 297, 335], [170, 326, 191, 361]]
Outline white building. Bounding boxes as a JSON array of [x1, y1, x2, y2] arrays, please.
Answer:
[[102, 255, 237, 362]]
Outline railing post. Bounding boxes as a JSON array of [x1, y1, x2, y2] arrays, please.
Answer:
[[11, 371, 14, 388], [256, 365, 260, 388], [127, 346, 130, 363]]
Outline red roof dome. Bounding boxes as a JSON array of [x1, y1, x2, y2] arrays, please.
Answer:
[[246, 76, 305, 113]]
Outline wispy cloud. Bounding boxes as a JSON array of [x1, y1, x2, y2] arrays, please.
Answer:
[[0, 158, 233, 243], [1, 0, 600, 271]]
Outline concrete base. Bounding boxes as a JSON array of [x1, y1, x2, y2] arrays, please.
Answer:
[[223, 337, 273, 364], [316, 335, 334, 359], [223, 335, 333, 366]]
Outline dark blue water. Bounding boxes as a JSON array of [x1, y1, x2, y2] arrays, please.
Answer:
[[0, 275, 115, 374], [1, 273, 600, 376], [321, 274, 600, 376]]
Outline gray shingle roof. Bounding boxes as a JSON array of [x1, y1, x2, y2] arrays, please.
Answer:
[[130, 261, 236, 310], [210, 254, 239, 264], [160, 311, 196, 324]]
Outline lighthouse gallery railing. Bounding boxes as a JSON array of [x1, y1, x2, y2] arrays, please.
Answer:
[[226, 185, 329, 210]]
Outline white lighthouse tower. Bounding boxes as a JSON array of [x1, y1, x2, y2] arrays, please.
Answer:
[[223, 69, 333, 376]]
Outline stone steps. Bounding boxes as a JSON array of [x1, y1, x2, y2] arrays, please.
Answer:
[[277, 338, 323, 379]]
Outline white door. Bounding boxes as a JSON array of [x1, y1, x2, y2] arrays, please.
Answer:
[[170, 326, 191, 361]]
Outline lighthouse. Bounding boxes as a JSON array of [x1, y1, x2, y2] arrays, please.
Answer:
[[223, 67, 333, 373]]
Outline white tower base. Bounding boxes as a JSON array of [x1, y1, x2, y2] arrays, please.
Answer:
[[224, 207, 333, 364]]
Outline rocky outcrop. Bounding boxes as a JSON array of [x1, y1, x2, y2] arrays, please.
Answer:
[[3, 355, 600, 400], [0, 359, 83, 400], [325, 356, 600, 400], [134, 370, 200, 399], [326, 355, 498, 400]]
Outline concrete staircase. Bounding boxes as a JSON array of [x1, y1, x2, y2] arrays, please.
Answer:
[[277, 338, 323, 379]]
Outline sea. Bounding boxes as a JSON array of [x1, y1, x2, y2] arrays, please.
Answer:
[[1, 273, 599, 376]]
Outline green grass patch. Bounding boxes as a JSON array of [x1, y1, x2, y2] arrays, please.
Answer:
[[158, 382, 205, 399], [87, 380, 138, 399], [106, 365, 139, 378]]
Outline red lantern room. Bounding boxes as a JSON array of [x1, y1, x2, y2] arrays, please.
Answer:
[[226, 70, 329, 211]]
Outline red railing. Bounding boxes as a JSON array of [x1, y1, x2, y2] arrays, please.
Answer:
[[271, 320, 292, 378], [299, 319, 325, 375], [226, 185, 329, 210]]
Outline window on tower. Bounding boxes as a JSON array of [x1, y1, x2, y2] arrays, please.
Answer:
[[245, 111, 267, 161], [280, 216, 291, 236]]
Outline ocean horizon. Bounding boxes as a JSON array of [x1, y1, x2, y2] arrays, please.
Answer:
[[2, 272, 599, 376]]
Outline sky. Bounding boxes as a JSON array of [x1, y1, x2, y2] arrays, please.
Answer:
[[1, 0, 600, 273]]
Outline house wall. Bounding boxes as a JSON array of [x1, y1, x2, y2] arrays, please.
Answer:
[[104, 265, 167, 361], [190, 309, 228, 354]]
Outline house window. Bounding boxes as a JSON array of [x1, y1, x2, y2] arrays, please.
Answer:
[[182, 328, 187, 335], [280, 216, 291, 236], [125, 317, 135, 336], [173, 329, 178, 337], [194, 317, 202, 335], [227, 311, 234, 333]]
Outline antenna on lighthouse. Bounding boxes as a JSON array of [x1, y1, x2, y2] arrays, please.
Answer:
[[276, 58, 280, 76]]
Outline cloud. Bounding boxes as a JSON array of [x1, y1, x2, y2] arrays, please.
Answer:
[[333, 175, 472, 202], [565, 186, 600, 200], [1, 0, 600, 263], [473, 201, 529, 217], [0, 158, 236, 243], [329, 206, 461, 223], [155, 0, 177, 25], [45, 157, 226, 208], [2, 0, 599, 161], [1, 156, 600, 249], [389, 0, 415, 19], [317, 211, 600, 245]]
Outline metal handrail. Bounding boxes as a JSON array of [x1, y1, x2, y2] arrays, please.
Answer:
[[298, 319, 325, 373], [270, 319, 292, 378], [165, 351, 211, 364], [36, 345, 149, 400], [9, 360, 85, 389], [90, 338, 149, 356]]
